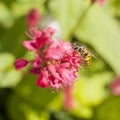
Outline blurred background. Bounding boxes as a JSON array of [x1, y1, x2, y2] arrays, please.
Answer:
[[0, 0, 120, 120]]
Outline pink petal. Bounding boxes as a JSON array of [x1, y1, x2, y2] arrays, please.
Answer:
[[59, 62, 69, 69], [91, 0, 104, 5], [48, 64, 61, 80], [50, 80, 61, 90], [45, 42, 64, 59], [61, 41, 73, 54], [58, 68, 76, 86], [36, 69, 49, 88], [37, 77, 49, 88], [45, 48, 64, 59], [23, 40, 37, 51], [98, 0, 104, 6], [46, 27, 55, 35], [30, 67, 40, 74], [32, 54, 42, 68]]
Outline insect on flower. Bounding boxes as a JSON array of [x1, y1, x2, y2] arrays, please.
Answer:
[[72, 42, 97, 66], [14, 26, 83, 90]]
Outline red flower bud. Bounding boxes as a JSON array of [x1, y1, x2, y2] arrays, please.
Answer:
[[14, 58, 28, 70]]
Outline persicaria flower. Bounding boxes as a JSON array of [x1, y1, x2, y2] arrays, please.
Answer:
[[14, 27, 82, 90], [91, 0, 104, 6], [110, 75, 120, 95]]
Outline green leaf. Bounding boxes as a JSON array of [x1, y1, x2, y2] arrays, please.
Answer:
[[75, 5, 120, 74], [93, 95, 120, 120], [11, 0, 45, 18], [1, 17, 26, 57], [0, 53, 22, 88], [7, 94, 50, 120], [0, 2, 13, 27], [49, 0, 88, 38], [0, 53, 15, 72], [74, 72, 113, 106], [70, 72, 113, 118], [0, 69, 22, 88], [15, 74, 59, 107], [0, 0, 45, 28]]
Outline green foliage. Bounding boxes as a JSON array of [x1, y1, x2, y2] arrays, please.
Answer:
[[111, 0, 120, 16], [0, 0, 45, 28], [0, 53, 22, 88], [7, 73, 62, 120], [15, 74, 59, 107], [49, 0, 89, 38], [93, 95, 120, 120], [1, 17, 26, 56], [69, 71, 113, 118], [7, 94, 50, 120]]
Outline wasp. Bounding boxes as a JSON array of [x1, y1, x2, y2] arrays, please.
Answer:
[[72, 42, 97, 66]]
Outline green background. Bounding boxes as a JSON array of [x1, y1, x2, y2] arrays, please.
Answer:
[[0, 0, 120, 120]]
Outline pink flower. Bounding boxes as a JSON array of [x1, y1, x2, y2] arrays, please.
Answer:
[[45, 42, 64, 60], [99, 0, 104, 5], [23, 27, 55, 51], [91, 0, 104, 5], [14, 26, 82, 90], [98, 0, 104, 5], [26, 8, 41, 28], [110, 75, 120, 95], [14, 58, 28, 70]]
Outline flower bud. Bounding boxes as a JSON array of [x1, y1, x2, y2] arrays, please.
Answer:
[[14, 58, 28, 70]]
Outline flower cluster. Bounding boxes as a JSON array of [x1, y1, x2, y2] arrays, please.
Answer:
[[14, 27, 82, 90]]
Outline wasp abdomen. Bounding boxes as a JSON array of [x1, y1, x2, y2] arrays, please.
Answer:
[[72, 42, 96, 66]]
